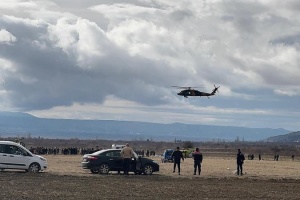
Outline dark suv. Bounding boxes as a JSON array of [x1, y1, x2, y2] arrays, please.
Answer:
[[81, 149, 159, 175]]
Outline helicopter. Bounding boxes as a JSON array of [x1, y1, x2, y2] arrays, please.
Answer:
[[172, 85, 220, 98]]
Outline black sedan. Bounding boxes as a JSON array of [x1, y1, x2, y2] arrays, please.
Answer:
[[81, 149, 159, 175]]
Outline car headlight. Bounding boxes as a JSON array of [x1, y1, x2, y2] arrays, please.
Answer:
[[40, 157, 47, 161]]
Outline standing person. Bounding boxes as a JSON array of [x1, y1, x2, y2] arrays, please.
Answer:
[[141, 149, 144, 157], [171, 147, 184, 175], [236, 149, 245, 176], [192, 148, 203, 175], [120, 143, 134, 175], [258, 154, 261, 161]]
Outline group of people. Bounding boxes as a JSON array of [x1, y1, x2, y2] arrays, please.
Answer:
[[170, 146, 203, 175], [29, 146, 99, 155], [170, 147, 246, 176], [169, 147, 248, 176], [118, 143, 204, 176], [119, 143, 246, 177]]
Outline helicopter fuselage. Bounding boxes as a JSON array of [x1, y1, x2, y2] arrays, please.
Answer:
[[177, 89, 212, 98], [174, 85, 220, 98]]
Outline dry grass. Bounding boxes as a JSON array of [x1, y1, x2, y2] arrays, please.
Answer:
[[1, 154, 300, 199], [44, 154, 300, 179]]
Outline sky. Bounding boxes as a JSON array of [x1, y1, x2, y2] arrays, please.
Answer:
[[0, 0, 300, 131]]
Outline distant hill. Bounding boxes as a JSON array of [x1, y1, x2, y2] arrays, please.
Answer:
[[0, 111, 36, 118], [263, 131, 300, 142], [0, 111, 292, 141]]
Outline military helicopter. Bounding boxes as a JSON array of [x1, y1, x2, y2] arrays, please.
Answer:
[[172, 85, 220, 98]]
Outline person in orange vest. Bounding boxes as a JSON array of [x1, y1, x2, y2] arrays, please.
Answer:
[[192, 148, 203, 175]]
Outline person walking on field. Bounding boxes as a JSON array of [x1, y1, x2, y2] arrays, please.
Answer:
[[120, 143, 134, 175], [236, 149, 245, 176], [192, 147, 203, 175], [171, 147, 184, 175]]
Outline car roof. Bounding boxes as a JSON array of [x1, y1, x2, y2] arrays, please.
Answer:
[[91, 148, 121, 154], [164, 149, 174, 151], [0, 141, 19, 145]]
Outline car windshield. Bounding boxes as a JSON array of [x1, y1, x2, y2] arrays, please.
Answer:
[[165, 150, 173, 155]]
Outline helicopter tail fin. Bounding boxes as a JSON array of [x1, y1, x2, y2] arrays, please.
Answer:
[[211, 85, 220, 95]]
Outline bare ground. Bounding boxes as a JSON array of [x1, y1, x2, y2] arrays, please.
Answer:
[[1, 155, 300, 199]]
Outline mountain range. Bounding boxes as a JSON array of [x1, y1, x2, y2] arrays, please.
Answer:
[[263, 131, 300, 142], [0, 111, 293, 141]]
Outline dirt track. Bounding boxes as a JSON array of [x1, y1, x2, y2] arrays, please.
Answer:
[[1, 155, 300, 199]]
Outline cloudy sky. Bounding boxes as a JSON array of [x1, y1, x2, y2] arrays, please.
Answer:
[[0, 0, 300, 131]]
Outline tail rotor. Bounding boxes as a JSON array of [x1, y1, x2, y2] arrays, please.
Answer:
[[212, 85, 220, 95]]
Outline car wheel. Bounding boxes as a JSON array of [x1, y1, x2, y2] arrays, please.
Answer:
[[143, 164, 153, 175], [90, 167, 99, 174], [28, 163, 40, 173], [99, 163, 110, 174]]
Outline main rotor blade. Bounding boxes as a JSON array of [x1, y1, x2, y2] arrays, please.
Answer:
[[172, 86, 205, 89], [172, 86, 191, 88]]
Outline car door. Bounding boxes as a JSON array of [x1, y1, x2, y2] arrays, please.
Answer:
[[133, 156, 141, 172], [6, 145, 30, 170], [105, 150, 123, 171], [0, 144, 8, 169]]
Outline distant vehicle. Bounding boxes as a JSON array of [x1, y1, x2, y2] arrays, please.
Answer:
[[111, 144, 125, 149], [0, 141, 47, 173], [173, 85, 220, 98], [161, 149, 174, 163], [181, 149, 194, 158], [81, 149, 159, 175]]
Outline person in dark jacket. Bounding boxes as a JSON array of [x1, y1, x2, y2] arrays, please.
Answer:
[[171, 147, 184, 175], [192, 148, 203, 175], [236, 149, 245, 176]]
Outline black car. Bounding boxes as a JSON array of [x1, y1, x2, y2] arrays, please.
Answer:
[[81, 149, 159, 175]]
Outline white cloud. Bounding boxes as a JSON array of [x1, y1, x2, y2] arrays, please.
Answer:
[[274, 89, 299, 96], [26, 97, 229, 124], [1, 15, 47, 27], [0, 29, 17, 44], [0, 58, 15, 71], [0, 0, 39, 10], [1, 0, 300, 131], [90, 3, 163, 20]]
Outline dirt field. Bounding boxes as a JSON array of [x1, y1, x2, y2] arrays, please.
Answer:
[[1, 155, 300, 199]]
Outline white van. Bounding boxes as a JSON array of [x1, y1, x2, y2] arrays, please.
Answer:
[[0, 141, 47, 172]]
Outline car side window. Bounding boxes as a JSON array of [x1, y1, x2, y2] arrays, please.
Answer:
[[103, 151, 113, 157], [8, 145, 27, 155], [112, 151, 121, 157], [104, 151, 121, 157], [0, 144, 6, 153]]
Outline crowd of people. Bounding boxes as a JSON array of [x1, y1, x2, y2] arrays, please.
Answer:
[[29, 147, 97, 155], [28, 146, 156, 157]]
